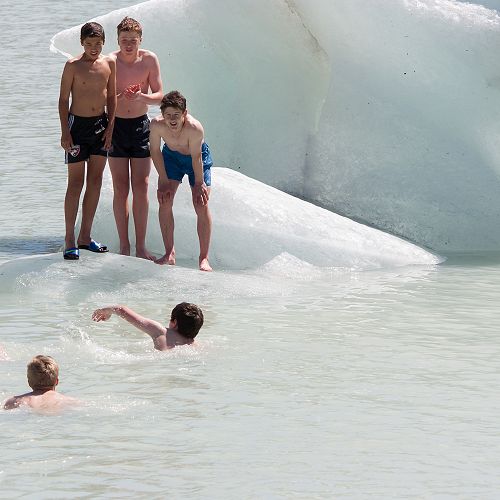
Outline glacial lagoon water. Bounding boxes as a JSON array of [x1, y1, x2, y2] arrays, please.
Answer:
[[1, 1, 500, 498]]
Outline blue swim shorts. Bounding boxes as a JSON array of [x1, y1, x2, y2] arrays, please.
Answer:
[[162, 142, 213, 186]]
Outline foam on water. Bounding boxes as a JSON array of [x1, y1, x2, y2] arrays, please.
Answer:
[[51, 0, 500, 251]]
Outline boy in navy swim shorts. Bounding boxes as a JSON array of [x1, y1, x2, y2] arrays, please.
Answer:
[[150, 91, 213, 271], [59, 22, 116, 260]]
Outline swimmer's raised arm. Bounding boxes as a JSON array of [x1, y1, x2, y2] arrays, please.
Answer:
[[92, 306, 167, 349]]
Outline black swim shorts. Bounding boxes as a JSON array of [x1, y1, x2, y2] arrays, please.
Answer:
[[108, 114, 150, 158], [65, 113, 108, 164]]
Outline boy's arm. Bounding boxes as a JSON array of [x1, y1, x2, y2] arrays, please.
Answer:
[[103, 57, 117, 150], [58, 60, 74, 152], [92, 306, 167, 350], [143, 52, 163, 104], [150, 122, 174, 205], [189, 126, 209, 206]]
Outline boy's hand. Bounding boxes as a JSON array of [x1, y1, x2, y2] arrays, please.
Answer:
[[192, 182, 209, 206], [102, 125, 113, 150], [92, 308, 113, 322], [123, 83, 142, 101], [61, 132, 73, 152]]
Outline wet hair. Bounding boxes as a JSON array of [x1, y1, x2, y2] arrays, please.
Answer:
[[171, 303, 204, 339], [117, 16, 143, 37], [80, 22, 105, 43], [160, 91, 187, 114], [27, 355, 59, 390]]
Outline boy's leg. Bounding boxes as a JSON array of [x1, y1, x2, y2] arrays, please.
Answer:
[[77, 154, 107, 246], [155, 181, 180, 265], [109, 157, 131, 255], [64, 162, 86, 250], [130, 157, 155, 260], [192, 187, 212, 272]]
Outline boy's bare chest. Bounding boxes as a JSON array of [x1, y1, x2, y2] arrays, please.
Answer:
[[164, 132, 190, 153], [116, 59, 148, 88], [74, 62, 109, 87]]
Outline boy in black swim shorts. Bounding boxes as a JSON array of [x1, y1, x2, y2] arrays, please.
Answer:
[[65, 114, 108, 164], [108, 17, 163, 261], [59, 22, 116, 260]]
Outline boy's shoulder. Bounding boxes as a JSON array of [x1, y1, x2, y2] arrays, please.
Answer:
[[63, 54, 82, 70], [139, 48, 158, 60], [3, 392, 30, 410], [150, 114, 166, 128], [186, 114, 204, 133], [4, 392, 80, 412]]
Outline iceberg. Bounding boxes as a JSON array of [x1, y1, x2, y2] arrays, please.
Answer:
[[0, 168, 440, 298], [93, 168, 441, 270], [51, 0, 500, 252]]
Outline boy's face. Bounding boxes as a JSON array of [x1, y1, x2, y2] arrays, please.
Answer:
[[81, 36, 104, 60], [163, 107, 187, 132], [118, 30, 142, 55]]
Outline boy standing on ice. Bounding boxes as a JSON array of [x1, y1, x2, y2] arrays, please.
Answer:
[[150, 91, 214, 271], [108, 17, 163, 260], [59, 22, 116, 260]]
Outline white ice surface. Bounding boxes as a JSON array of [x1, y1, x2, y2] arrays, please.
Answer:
[[49, 0, 500, 251]]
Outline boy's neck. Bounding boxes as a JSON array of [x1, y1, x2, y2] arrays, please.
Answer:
[[118, 49, 139, 63], [166, 328, 193, 347], [82, 53, 100, 63], [30, 387, 56, 395]]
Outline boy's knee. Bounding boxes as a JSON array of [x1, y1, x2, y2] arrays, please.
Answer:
[[67, 179, 84, 194], [131, 179, 149, 197], [194, 203, 209, 215], [114, 183, 130, 198], [87, 172, 104, 187]]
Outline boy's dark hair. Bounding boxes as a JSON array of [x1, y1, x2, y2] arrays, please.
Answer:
[[81, 22, 105, 43], [171, 302, 204, 339], [160, 91, 187, 114], [117, 16, 143, 37]]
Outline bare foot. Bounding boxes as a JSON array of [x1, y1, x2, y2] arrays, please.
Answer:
[[136, 247, 156, 261], [119, 244, 131, 256], [155, 251, 176, 266], [199, 258, 212, 272]]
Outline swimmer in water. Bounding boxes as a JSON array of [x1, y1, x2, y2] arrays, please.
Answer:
[[3, 355, 79, 412], [92, 302, 204, 350]]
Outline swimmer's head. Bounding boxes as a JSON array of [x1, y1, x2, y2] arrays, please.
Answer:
[[27, 355, 59, 391], [80, 22, 105, 43], [170, 303, 204, 340]]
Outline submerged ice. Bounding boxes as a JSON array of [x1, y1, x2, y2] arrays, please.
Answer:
[[50, 0, 500, 252]]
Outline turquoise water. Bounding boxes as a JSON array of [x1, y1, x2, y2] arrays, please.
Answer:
[[1, 1, 500, 498]]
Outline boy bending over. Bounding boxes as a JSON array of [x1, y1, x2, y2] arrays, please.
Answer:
[[92, 302, 204, 350], [150, 91, 213, 271]]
